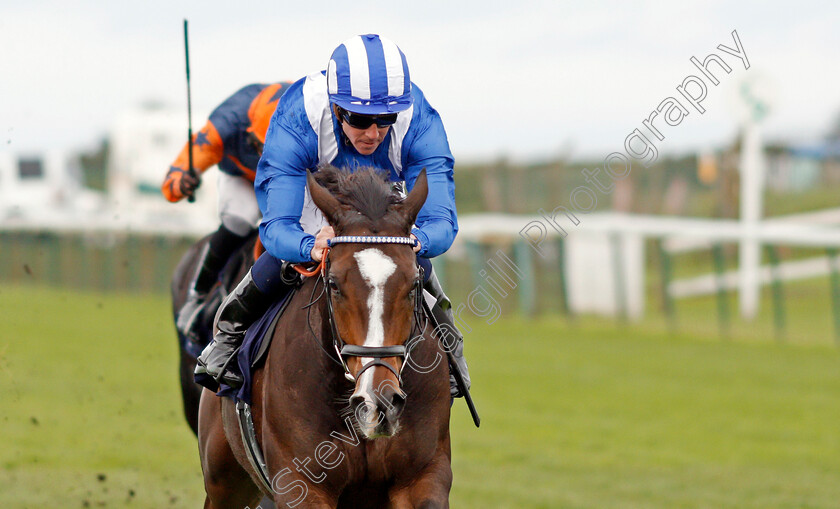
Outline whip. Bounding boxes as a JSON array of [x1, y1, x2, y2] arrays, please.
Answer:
[[183, 19, 197, 202]]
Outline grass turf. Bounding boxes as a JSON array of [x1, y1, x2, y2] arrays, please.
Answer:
[[1, 285, 839, 508]]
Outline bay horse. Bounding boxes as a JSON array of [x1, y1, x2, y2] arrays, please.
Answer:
[[198, 167, 453, 508]]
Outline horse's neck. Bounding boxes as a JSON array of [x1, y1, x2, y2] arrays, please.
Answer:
[[287, 278, 343, 379], [260, 281, 347, 423]]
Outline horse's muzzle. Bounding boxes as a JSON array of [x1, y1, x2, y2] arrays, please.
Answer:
[[350, 383, 406, 438]]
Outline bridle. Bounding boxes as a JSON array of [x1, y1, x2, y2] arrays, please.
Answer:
[[298, 235, 425, 384]]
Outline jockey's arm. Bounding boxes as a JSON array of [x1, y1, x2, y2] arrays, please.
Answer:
[[406, 166, 457, 258], [255, 105, 320, 263], [402, 100, 458, 259], [161, 121, 224, 202]]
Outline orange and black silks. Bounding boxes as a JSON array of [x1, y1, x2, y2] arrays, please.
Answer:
[[162, 82, 289, 202]]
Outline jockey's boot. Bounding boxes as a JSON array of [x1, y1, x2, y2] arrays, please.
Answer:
[[176, 242, 226, 341], [424, 269, 471, 399], [195, 269, 270, 388]]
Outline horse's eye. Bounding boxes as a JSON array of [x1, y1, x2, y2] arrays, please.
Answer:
[[328, 278, 340, 294], [408, 280, 421, 301]]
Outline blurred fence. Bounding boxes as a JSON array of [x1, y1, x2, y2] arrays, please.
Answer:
[[0, 227, 551, 302], [454, 153, 840, 218], [4, 225, 840, 345], [0, 228, 565, 316], [454, 155, 708, 216], [0, 230, 196, 293]]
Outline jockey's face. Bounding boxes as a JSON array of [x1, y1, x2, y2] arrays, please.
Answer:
[[340, 121, 390, 155], [335, 105, 392, 155]]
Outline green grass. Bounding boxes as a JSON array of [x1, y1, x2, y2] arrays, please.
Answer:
[[0, 286, 204, 507], [1, 285, 839, 508], [453, 317, 840, 508]]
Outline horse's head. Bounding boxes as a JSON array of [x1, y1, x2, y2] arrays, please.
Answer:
[[307, 166, 428, 438]]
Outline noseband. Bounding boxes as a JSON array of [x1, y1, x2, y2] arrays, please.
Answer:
[[322, 236, 424, 384]]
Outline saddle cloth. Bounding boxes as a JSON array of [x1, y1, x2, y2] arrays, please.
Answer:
[[195, 288, 295, 404]]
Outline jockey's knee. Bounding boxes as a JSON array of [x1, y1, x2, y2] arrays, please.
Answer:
[[220, 212, 257, 238], [416, 256, 433, 283], [251, 252, 289, 296]]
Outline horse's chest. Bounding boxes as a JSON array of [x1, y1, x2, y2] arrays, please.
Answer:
[[350, 433, 436, 483]]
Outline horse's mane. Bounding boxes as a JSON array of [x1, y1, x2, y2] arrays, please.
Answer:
[[314, 165, 402, 223]]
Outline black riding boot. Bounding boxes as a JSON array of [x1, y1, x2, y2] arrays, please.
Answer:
[[194, 269, 271, 388], [177, 225, 249, 341], [176, 244, 225, 340], [424, 269, 471, 399]]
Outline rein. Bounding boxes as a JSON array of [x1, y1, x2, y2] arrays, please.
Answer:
[[293, 249, 328, 277], [294, 235, 423, 384]]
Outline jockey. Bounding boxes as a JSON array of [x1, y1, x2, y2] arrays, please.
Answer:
[[162, 82, 290, 341], [196, 34, 471, 399]]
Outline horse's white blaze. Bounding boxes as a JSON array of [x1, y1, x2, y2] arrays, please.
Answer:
[[352, 248, 397, 409]]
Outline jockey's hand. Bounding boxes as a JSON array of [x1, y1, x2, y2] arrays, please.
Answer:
[[310, 226, 335, 262], [411, 233, 421, 253], [163, 167, 202, 202], [179, 170, 201, 198]]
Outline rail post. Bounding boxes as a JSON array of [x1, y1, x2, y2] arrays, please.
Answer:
[[765, 244, 786, 342], [464, 239, 486, 292], [46, 232, 61, 286], [0, 231, 11, 281], [610, 233, 628, 322], [712, 243, 730, 338], [513, 239, 535, 316], [827, 248, 840, 345], [556, 237, 571, 317], [657, 238, 676, 331]]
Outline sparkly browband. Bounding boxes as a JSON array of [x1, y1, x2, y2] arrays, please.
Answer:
[[327, 236, 418, 247]]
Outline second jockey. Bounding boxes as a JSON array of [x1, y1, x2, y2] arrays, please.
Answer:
[[162, 82, 290, 341]]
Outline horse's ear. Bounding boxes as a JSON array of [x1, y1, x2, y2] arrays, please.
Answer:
[[307, 170, 344, 226], [396, 168, 428, 227]]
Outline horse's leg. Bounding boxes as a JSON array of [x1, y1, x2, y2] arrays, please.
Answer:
[[198, 389, 263, 508], [201, 495, 271, 509], [178, 349, 201, 436], [388, 452, 452, 509], [172, 236, 211, 436], [273, 489, 337, 509]]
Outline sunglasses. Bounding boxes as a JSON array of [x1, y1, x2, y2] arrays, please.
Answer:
[[338, 108, 398, 129]]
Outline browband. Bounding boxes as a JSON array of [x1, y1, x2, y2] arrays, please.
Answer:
[[328, 236, 418, 247]]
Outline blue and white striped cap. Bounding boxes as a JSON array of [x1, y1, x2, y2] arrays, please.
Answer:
[[327, 34, 412, 115]]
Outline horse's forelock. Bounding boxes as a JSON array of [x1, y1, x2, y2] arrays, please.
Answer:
[[315, 165, 403, 228]]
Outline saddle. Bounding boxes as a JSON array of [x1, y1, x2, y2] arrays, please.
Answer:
[[211, 288, 296, 403]]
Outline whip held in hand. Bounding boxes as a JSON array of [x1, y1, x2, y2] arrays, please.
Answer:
[[183, 19, 199, 202]]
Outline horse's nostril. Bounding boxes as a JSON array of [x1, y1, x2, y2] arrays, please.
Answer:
[[389, 391, 406, 416], [349, 395, 365, 408]]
